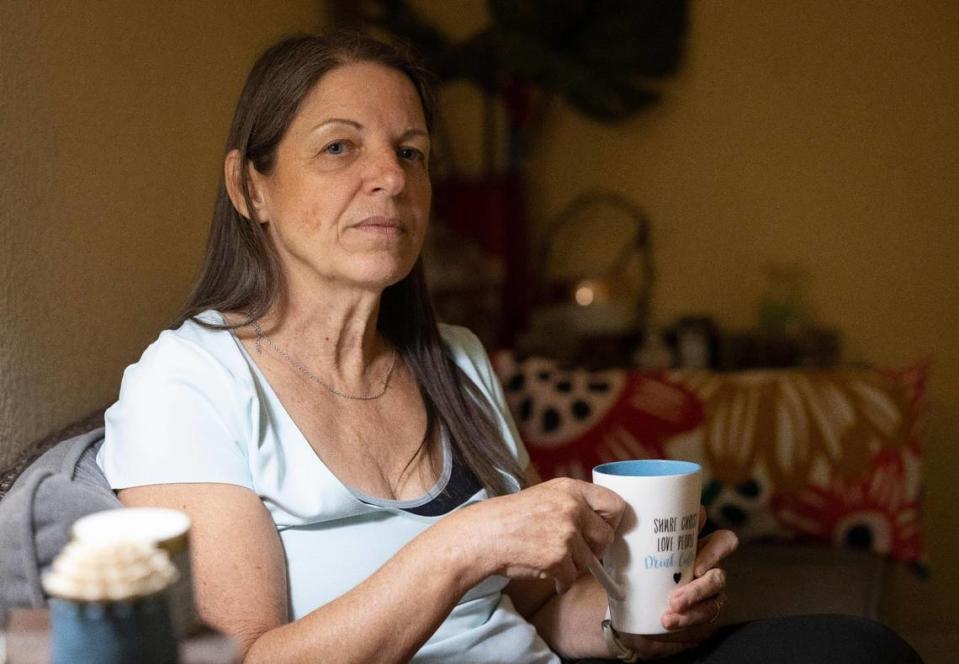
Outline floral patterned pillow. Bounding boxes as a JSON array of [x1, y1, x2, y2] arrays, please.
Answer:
[[493, 353, 927, 570]]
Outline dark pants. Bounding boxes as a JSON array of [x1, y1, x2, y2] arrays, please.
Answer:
[[572, 614, 923, 664]]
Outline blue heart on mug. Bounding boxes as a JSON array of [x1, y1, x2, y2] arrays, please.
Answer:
[[673, 572, 682, 584]]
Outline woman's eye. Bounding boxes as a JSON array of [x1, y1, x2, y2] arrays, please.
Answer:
[[398, 146, 425, 162], [323, 140, 351, 156]]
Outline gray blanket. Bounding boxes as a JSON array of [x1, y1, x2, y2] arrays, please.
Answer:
[[0, 428, 121, 620]]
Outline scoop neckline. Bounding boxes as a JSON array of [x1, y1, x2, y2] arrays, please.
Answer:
[[202, 310, 454, 509]]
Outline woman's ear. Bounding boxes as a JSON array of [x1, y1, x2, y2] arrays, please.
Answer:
[[224, 149, 268, 222]]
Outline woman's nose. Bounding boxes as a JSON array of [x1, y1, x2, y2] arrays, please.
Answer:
[[365, 149, 406, 196]]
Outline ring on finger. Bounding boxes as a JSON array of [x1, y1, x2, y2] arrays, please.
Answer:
[[708, 593, 726, 624]]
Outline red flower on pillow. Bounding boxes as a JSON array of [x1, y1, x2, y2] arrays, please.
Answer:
[[769, 448, 923, 563], [879, 360, 929, 452], [493, 353, 703, 480]]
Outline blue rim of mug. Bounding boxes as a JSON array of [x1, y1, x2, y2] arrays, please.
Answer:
[[593, 459, 701, 477]]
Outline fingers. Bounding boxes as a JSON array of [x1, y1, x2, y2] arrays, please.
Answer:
[[693, 529, 738, 577], [579, 506, 616, 557], [497, 479, 625, 591], [668, 568, 726, 613], [570, 480, 626, 531], [554, 533, 597, 594], [661, 592, 727, 631], [663, 563, 728, 632], [551, 554, 579, 595], [554, 480, 622, 593], [544, 478, 621, 557]]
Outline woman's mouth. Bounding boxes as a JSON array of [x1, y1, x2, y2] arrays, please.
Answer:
[[351, 216, 405, 237]]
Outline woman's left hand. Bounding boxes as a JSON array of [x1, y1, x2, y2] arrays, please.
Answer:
[[621, 507, 739, 659]]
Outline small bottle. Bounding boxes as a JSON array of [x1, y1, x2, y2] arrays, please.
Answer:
[[43, 539, 179, 664], [673, 316, 719, 369], [758, 263, 809, 335], [634, 328, 673, 371], [72, 507, 198, 638]]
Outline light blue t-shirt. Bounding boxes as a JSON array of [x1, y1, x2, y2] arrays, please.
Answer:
[[97, 311, 559, 663]]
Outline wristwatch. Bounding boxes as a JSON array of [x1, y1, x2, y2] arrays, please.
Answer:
[[601, 618, 639, 662]]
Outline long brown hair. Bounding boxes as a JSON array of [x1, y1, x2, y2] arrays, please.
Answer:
[[175, 32, 525, 496]]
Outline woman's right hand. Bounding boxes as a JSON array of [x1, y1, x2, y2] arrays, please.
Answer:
[[450, 478, 627, 594]]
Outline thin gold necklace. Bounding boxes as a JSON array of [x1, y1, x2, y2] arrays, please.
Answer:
[[252, 321, 397, 401]]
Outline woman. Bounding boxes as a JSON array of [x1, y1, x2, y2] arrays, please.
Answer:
[[97, 33, 919, 663]]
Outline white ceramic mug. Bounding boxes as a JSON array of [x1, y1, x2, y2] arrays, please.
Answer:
[[590, 460, 703, 635]]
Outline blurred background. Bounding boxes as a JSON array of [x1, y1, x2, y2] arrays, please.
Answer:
[[1, 0, 957, 659]]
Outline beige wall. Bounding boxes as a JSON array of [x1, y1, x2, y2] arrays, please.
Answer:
[[0, 1, 323, 465], [422, 0, 959, 645]]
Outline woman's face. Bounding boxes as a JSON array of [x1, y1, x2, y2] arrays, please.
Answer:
[[250, 61, 432, 293]]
